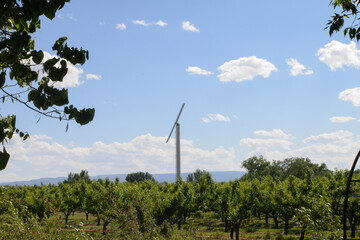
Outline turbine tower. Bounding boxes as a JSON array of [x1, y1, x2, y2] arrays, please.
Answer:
[[166, 103, 185, 181]]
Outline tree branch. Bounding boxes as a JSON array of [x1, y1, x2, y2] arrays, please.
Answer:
[[0, 86, 66, 120]]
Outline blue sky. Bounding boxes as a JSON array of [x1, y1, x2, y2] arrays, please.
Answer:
[[2, 0, 360, 182]]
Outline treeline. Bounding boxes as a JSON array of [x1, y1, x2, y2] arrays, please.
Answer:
[[0, 158, 357, 240], [241, 156, 331, 180]]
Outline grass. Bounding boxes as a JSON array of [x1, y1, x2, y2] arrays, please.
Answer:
[[47, 211, 352, 239]]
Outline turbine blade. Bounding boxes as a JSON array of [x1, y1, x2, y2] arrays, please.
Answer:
[[166, 103, 185, 143], [166, 124, 176, 143]]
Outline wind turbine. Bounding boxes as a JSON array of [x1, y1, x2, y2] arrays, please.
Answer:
[[166, 103, 185, 181]]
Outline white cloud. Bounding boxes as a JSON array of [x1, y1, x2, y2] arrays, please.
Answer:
[[2, 134, 237, 182], [31, 51, 84, 88], [339, 87, 360, 107], [186, 66, 213, 75], [330, 116, 356, 123], [254, 129, 294, 139], [302, 130, 353, 144], [217, 56, 277, 83], [133, 20, 148, 26], [132, 20, 167, 27], [286, 58, 313, 76], [182, 21, 199, 32], [86, 74, 102, 80], [116, 23, 126, 30], [240, 130, 359, 169], [57, 14, 75, 21], [202, 113, 230, 123], [317, 41, 360, 70], [99, 21, 105, 25], [155, 20, 167, 27], [240, 138, 293, 151]]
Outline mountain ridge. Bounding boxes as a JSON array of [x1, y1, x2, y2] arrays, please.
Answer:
[[0, 171, 245, 186]]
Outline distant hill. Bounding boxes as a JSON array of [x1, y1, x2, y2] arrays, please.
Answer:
[[0, 171, 245, 186]]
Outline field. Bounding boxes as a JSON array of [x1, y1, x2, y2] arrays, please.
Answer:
[[49, 211, 344, 240], [0, 169, 357, 240]]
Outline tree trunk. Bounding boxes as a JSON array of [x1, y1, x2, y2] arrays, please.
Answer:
[[102, 221, 109, 235], [85, 212, 89, 221], [273, 217, 279, 228], [177, 220, 181, 230], [235, 222, 240, 240], [97, 217, 101, 226], [230, 227, 234, 239], [225, 218, 229, 232], [265, 213, 269, 224], [183, 212, 187, 224], [299, 229, 305, 240], [351, 223, 356, 238], [235, 226, 240, 240], [284, 219, 289, 235], [65, 213, 70, 224], [72, 211, 75, 216], [258, 212, 261, 220]]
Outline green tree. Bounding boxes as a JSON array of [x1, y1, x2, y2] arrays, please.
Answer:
[[126, 172, 155, 183], [345, 172, 360, 238], [281, 158, 330, 179], [274, 176, 299, 235], [0, 0, 95, 170], [213, 182, 232, 232], [84, 179, 107, 226], [187, 169, 207, 182], [193, 172, 216, 212], [63, 170, 91, 184], [55, 181, 84, 224], [23, 185, 56, 221], [242, 156, 330, 180], [295, 170, 340, 240], [227, 180, 256, 240], [241, 156, 270, 179]]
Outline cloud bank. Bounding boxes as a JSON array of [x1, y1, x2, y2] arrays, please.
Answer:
[[330, 116, 356, 123], [254, 129, 294, 139], [240, 129, 359, 170], [3, 134, 236, 182]]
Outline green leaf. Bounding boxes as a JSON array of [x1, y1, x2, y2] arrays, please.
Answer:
[[44, 57, 60, 71], [48, 62, 68, 82], [76, 108, 95, 125], [0, 147, 10, 171], [52, 37, 68, 51], [31, 50, 44, 64], [23, 134, 30, 141], [0, 72, 5, 88]]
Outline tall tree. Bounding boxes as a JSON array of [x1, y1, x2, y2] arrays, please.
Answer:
[[241, 155, 270, 179], [0, 0, 95, 170], [126, 172, 155, 183], [187, 169, 207, 183], [63, 170, 91, 184]]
